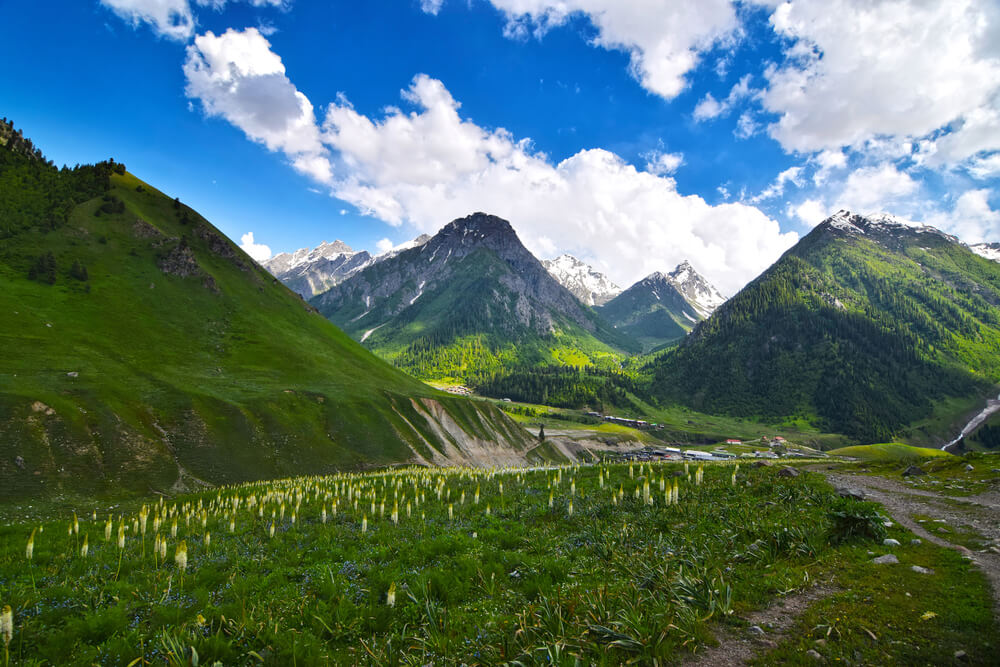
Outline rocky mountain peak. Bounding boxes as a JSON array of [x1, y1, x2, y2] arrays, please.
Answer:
[[542, 254, 622, 306]]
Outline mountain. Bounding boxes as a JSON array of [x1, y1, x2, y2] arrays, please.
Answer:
[[312, 212, 638, 383], [667, 260, 727, 318], [263, 240, 371, 298], [264, 235, 434, 298], [0, 125, 537, 499], [648, 210, 1000, 443], [597, 261, 724, 352], [542, 254, 621, 306], [971, 242, 1000, 263]]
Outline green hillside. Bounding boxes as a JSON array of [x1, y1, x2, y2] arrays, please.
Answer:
[[649, 213, 1000, 443], [829, 443, 954, 462], [596, 274, 696, 352], [0, 128, 535, 500]]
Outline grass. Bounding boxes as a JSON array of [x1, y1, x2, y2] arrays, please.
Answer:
[[828, 443, 955, 463], [0, 462, 994, 664], [911, 514, 990, 551], [0, 168, 534, 500]]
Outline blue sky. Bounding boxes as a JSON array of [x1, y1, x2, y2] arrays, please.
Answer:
[[2, 0, 998, 293]]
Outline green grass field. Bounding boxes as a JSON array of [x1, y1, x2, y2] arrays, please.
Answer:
[[0, 462, 993, 665], [828, 443, 955, 462]]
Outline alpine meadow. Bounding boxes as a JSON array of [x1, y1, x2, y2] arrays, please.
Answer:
[[2, 0, 1000, 664]]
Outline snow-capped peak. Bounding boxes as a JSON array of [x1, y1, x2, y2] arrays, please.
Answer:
[[542, 254, 622, 306], [665, 261, 725, 317], [264, 239, 357, 275]]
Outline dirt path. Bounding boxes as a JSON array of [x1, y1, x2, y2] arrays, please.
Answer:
[[686, 586, 835, 666], [822, 471, 1000, 624]]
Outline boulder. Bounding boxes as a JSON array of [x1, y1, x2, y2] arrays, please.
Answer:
[[964, 464, 974, 472], [836, 486, 866, 500], [902, 465, 926, 477], [753, 460, 774, 468], [777, 466, 800, 478], [883, 538, 901, 547], [872, 554, 899, 565], [911, 565, 934, 574]]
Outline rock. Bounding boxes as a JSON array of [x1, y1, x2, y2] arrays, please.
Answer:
[[14, 455, 25, 469], [836, 486, 866, 500], [911, 538, 922, 545], [814, 639, 827, 647], [883, 538, 901, 547], [749, 625, 765, 635], [872, 554, 899, 564], [911, 565, 934, 574], [806, 649, 823, 660], [902, 465, 926, 477], [753, 460, 774, 468], [777, 466, 800, 477], [955, 650, 968, 661], [66, 371, 78, 377]]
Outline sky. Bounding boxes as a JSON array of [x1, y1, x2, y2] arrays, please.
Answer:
[[2, 0, 999, 295]]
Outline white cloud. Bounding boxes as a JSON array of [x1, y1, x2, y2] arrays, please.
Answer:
[[419, 0, 445, 15], [762, 0, 1000, 160], [320, 74, 796, 294], [101, 0, 287, 40], [734, 111, 759, 139], [788, 198, 827, 227], [751, 165, 803, 203], [100, 0, 195, 41], [479, 0, 740, 100], [644, 150, 683, 176], [693, 73, 755, 121], [239, 231, 272, 261], [836, 164, 919, 214], [968, 154, 1000, 181], [927, 190, 1000, 244], [811, 148, 846, 185], [375, 237, 395, 254], [183, 28, 332, 182]]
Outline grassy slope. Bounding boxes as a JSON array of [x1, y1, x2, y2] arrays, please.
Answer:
[[828, 443, 954, 462], [0, 464, 992, 664], [0, 168, 532, 500]]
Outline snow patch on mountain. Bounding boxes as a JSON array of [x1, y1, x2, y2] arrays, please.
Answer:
[[970, 242, 1000, 263], [666, 261, 726, 318], [542, 254, 622, 306]]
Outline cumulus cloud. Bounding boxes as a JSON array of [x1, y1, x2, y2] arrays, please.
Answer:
[[100, 0, 195, 41], [762, 0, 1000, 160], [183, 28, 332, 182], [320, 74, 796, 294], [475, 0, 740, 100], [375, 238, 395, 254], [239, 231, 272, 261], [836, 164, 919, 214]]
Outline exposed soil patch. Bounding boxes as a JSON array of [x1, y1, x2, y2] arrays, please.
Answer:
[[686, 585, 835, 666]]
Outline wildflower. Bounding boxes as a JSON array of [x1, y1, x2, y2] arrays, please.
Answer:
[[499, 482, 503, 496], [159, 536, 167, 560], [391, 501, 399, 525], [548, 492, 554, 509], [229, 517, 235, 533], [643, 479, 651, 506], [196, 614, 207, 626], [386, 582, 396, 607], [571, 479, 576, 497], [104, 518, 112, 542], [448, 504, 454, 520], [474, 485, 480, 505], [269, 522, 276, 538], [175, 541, 188, 572], [1, 605, 12, 647], [920, 611, 937, 621], [321, 506, 327, 524], [171, 518, 178, 538], [117, 523, 126, 550], [567, 500, 574, 517], [486, 504, 491, 516], [80, 534, 89, 558], [26, 529, 35, 560], [204, 531, 211, 548], [362, 515, 368, 534], [73, 513, 79, 535]]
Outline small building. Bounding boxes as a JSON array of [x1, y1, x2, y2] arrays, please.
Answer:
[[725, 439, 742, 445]]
